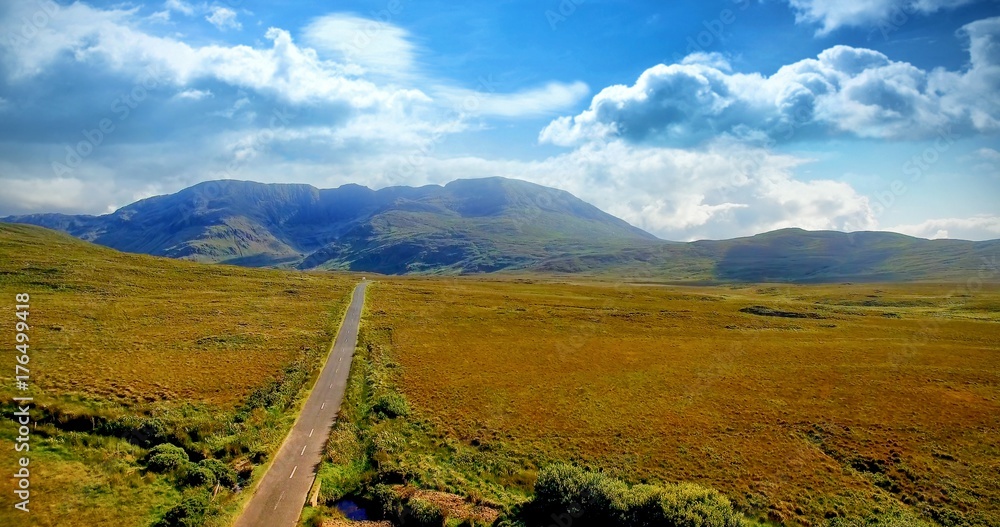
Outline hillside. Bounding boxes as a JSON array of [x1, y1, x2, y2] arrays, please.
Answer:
[[5, 178, 998, 281], [0, 222, 355, 527], [534, 228, 1000, 282], [4, 177, 658, 273]]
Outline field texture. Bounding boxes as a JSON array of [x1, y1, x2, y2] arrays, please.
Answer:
[[0, 224, 354, 527], [366, 277, 1000, 526]]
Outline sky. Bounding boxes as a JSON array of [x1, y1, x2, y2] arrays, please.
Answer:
[[0, 0, 998, 241]]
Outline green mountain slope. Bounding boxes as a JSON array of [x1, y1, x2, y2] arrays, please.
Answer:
[[5, 178, 998, 282]]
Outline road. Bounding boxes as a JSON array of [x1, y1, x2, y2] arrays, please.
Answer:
[[233, 281, 368, 527]]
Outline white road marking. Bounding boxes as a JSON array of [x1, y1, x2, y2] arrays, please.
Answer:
[[289, 466, 297, 478], [321, 402, 326, 410], [309, 428, 314, 437], [300, 445, 306, 456], [274, 491, 285, 510]]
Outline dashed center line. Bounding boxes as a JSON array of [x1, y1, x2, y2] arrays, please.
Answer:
[[273, 491, 285, 510], [321, 402, 326, 410], [308, 428, 314, 437], [300, 445, 306, 456], [289, 466, 297, 479]]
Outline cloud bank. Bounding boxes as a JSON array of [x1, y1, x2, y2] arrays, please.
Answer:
[[541, 18, 1000, 147]]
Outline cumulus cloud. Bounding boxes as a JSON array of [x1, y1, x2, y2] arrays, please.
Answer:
[[785, 0, 979, 34], [205, 7, 241, 31], [888, 215, 1000, 240], [541, 20, 1000, 146], [367, 139, 875, 241], [0, 2, 428, 110]]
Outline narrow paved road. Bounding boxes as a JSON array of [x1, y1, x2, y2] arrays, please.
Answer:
[[234, 281, 368, 527]]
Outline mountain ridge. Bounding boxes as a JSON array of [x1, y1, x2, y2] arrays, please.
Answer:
[[5, 177, 997, 282]]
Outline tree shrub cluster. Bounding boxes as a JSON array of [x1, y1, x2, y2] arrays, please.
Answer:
[[530, 464, 749, 527]]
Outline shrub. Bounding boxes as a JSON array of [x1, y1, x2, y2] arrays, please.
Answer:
[[198, 458, 237, 487], [154, 490, 210, 527], [372, 392, 410, 419], [181, 464, 217, 488], [373, 484, 406, 519], [532, 464, 747, 527], [407, 497, 446, 527], [148, 443, 190, 473]]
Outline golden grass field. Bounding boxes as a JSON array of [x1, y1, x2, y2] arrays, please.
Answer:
[[365, 277, 1000, 526], [3, 222, 998, 526], [0, 224, 354, 527]]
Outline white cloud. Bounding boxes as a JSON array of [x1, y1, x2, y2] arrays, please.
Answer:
[[172, 88, 212, 101], [366, 139, 877, 241], [541, 20, 1000, 146], [888, 215, 1000, 240], [301, 14, 589, 117], [434, 81, 590, 118], [164, 0, 196, 16], [302, 14, 417, 77], [0, 3, 427, 110], [785, 0, 978, 35], [205, 7, 241, 31], [975, 147, 1000, 161], [146, 10, 171, 24]]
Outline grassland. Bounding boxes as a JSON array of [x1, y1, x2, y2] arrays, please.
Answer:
[[323, 276, 999, 526], [0, 223, 354, 527]]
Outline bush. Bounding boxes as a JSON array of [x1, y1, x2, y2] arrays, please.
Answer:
[[407, 497, 446, 527], [154, 490, 210, 527], [198, 458, 237, 487], [373, 484, 406, 520], [532, 464, 747, 527], [372, 392, 410, 419], [181, 464, 217, 488], [148, 443, 190, 473]]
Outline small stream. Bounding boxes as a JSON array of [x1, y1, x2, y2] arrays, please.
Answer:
[[334, 498, 375, 521]]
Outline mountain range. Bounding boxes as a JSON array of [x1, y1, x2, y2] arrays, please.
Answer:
[[5, 177, 998, 282]]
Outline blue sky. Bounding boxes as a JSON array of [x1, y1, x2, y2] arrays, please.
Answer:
[[0, 0, 998, 240]]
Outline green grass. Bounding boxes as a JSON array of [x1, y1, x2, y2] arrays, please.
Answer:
[[0, 223, 355, 526]]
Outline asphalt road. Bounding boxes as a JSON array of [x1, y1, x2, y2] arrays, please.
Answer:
[[233, 281, 368, 527]]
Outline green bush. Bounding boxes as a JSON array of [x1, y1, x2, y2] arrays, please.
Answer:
[[181, 464, 217, 488], [373, 483, 405, 518], [407, 497, 447, 527], [372, 392, 410, 419], [198, 458, 237, 487], [532, 464, 747, 527], [147, 443, 190, 473], [154, 490, 210, 527]]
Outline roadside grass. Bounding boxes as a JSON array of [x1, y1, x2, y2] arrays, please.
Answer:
[[0, 223, 354, 526], [317, 277, 999, 526]]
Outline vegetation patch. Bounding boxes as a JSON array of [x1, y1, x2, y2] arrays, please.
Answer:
[[739, 305, 825, 318], [0, 224, 354, 527]]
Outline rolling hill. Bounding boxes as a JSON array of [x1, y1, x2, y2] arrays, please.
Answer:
[[4, 177, 998, 281], [4, 177, 658, 273]]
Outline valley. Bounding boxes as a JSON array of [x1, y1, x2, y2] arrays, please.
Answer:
[[1, 222, 998, 527]]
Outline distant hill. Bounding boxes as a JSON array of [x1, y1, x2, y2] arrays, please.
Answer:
[[4, 178, 658, 274], [4, 178, 998, 281]]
